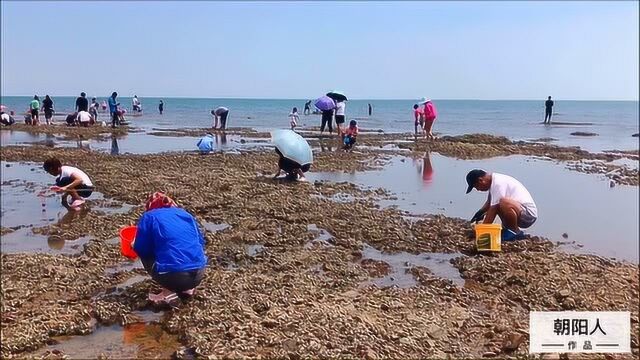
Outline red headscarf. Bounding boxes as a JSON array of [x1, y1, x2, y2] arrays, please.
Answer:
[[145, 192, 176, 211]]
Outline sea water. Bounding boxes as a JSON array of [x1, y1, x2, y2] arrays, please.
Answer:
[[1, 96, 637, 152]]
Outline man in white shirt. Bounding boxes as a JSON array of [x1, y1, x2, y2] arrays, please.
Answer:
[[466, 169, 537, 241], [132, 95, 142, 112], [43, 157, 95, 210]]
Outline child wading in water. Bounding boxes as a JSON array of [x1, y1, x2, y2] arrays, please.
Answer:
[[43, 157, 94, 211], [289, 107, 299, 130], [343, 120, 358, 151], [413, 104, 424, 135]]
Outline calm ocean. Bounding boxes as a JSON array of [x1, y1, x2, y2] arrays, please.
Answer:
[[2, 96, 637, 152]]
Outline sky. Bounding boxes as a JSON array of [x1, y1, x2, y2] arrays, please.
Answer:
[[1, 1, 638, 100]]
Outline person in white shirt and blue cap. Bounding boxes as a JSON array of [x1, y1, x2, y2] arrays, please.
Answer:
[[466, 169, 538, 241]]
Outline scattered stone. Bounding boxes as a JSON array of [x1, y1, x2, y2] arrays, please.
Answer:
[[570, 131, 598, 137], [501, 333, 525, 352]]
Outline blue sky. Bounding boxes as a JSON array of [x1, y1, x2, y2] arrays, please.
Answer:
[[1, 1, 638, 100]]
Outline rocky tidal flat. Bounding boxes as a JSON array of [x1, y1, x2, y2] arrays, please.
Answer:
[[1, 128, 638, 359]]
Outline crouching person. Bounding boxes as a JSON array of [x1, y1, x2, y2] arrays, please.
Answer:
[[43, 157, 94, 211], [133, 192, 207, 304], [343, 120, 358, 151]]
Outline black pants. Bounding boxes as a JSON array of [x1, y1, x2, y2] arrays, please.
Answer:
[[545, 109, 552, 123], [111, 112, 119, 127], [321, 110, 333, 133], [141, 257, 205, 294], [56, 177, 94, 198], [220, 110, 229, 129]]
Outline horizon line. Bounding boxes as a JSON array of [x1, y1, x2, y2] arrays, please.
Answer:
[[0, 94, 638, 102]]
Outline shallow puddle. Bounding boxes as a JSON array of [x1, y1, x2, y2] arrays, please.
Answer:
[[35, 322, 182, 359], [1, 161, 134, 253], [308, 153, 639, 262], [203, 222, 231, 233], [104, 259, 144, 275], [0, 130, 63, 146], [1, 229, 92, 254], [311, 192, 355, 204], [361, 243, 464, 288], [115, 275, 147, 291], [1, 129, 271, 154], [245, 244, 266, 257], [304, 224, 335, 249], [2, 162, 132, 225]]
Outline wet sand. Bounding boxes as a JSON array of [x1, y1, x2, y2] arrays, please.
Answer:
[[1, 127, 638, 359]]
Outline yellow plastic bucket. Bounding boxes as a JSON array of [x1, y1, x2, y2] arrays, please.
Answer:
[[474, 223, 502, 252]]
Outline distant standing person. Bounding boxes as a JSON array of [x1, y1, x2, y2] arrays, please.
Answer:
[[132, 95, 142, 113], [335, 100, 346, 136], [544, 96, 554, 124], [108, 92, 120, 128], [89, 97, 99, 122], [211, 106, 230, 130], [289, 107, 299, 130], [303, 100, 312, 115], [421, 98, 437, 140], [30, 95, 40, 126], [75, 92, 89, 113], [42, 95, 54, 125], [159, 100, 164, 114], [413, 104, 424, 135], [368, 103, 372, 116]]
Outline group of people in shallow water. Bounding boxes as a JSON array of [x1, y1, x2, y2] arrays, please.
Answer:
[[0, 94, 170, 128]]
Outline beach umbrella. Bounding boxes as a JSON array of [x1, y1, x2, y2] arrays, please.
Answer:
[[326, 91, 348, 102], [271, 129, 313, 166], [314, 96, 336, 111]]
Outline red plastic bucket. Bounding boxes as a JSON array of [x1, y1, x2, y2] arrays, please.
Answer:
[[119, 226, 138, 259]]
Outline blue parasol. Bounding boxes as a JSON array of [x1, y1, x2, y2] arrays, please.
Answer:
[[271, 130, 313, 165]]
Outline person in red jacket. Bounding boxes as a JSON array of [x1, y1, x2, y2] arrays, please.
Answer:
[[421, 98, 438, 140]]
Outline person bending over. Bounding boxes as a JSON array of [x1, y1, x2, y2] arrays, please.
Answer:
[[466, 169, 537, 241], [43, 157, 94, 211], [273, 148, 310, 181]]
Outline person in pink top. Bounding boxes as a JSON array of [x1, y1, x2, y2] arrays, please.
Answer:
[[343, 120, 359, 151], [421, 98, 438, 140], [413, 104, 424, 135]]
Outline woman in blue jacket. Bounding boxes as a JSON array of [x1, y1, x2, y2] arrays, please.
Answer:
[[133, 192, 208, 303]]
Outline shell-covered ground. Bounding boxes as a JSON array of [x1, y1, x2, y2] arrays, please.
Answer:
[[0, 128, 638, 359]]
